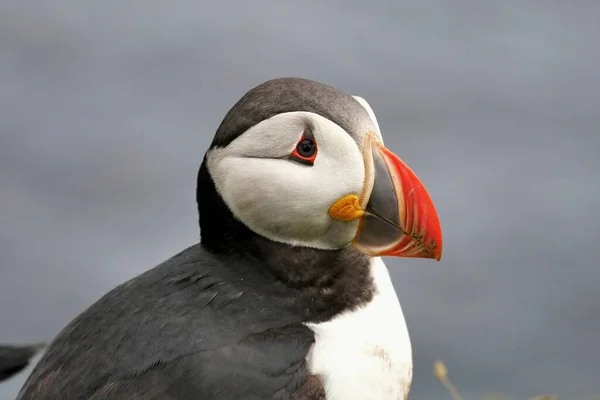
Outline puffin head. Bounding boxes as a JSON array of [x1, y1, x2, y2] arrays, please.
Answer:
[[198, 78, 442, 261]]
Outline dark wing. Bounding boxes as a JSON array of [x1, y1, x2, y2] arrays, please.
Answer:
[[0, 344, 44, 383], [17, 245, 324, 399], [85, 325, 320, 400]]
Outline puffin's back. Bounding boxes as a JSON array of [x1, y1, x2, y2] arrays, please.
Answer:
[[15, 244, 322, 400]]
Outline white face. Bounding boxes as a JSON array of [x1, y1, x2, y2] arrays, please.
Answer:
[[207, 101, 382, 250]]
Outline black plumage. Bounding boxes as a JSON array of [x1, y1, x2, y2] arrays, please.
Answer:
[[0, 343, 44, 383], [17, 244, 371, 399]]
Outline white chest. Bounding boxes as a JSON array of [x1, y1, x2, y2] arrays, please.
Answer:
[[304, 258, 413, 400]]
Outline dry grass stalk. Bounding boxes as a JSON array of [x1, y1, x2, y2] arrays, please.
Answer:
[[433, 360, 563, 400]]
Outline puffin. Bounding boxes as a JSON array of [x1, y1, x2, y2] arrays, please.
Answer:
[[17, 77, 442, 400], [0, 343, 45, 383]]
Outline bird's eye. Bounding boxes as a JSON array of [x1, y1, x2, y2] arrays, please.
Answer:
[[297, 139, 316, 158], [289, 131, 318, 166]]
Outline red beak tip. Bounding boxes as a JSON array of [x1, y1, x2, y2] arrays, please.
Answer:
[[353, 138, 444, 262]]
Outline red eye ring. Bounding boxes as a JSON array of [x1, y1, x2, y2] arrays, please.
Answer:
[[290, 131, 318, 166]]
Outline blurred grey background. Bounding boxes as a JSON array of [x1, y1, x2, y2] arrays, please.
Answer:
[[1, 1, 599, 399]]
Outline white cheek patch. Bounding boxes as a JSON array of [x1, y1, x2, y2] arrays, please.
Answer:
[[353, 95, 383, 144], [207, 112, 366, 250]]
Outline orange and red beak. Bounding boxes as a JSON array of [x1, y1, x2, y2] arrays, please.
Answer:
[[330, 133, 443, 261]]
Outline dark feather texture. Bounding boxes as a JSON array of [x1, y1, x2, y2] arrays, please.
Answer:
[[210, 77, 372, 149], [0, 344, 44, 383], [17, 238, 372, 399]]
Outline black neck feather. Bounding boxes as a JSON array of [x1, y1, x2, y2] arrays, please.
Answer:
[[196, 158, 375, 321]]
